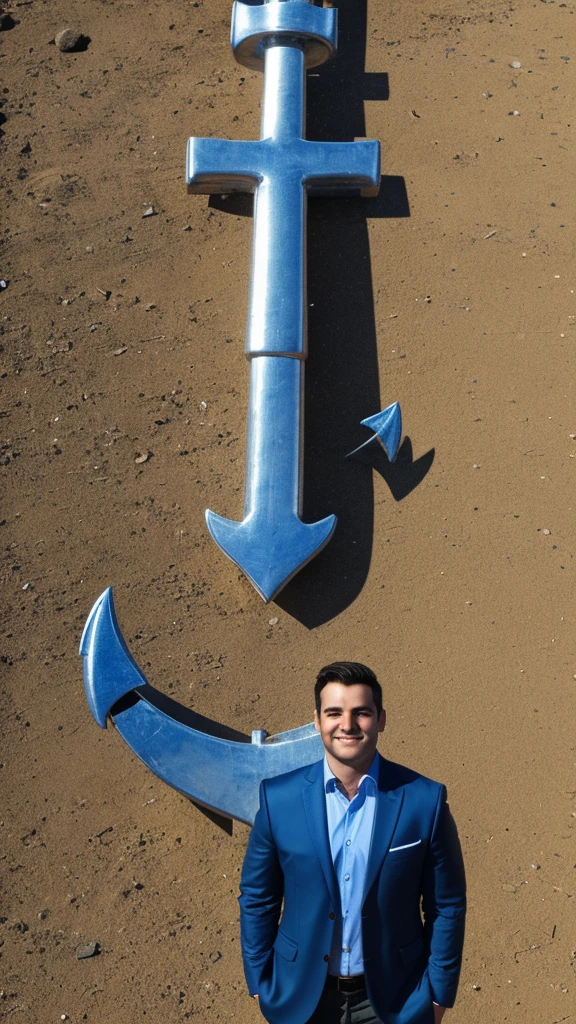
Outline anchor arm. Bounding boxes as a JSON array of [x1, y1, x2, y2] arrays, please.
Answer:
[[80, 589, 322, 823]]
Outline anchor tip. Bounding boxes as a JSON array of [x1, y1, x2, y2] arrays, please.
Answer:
[[206, 508, 337, 601], [80, 586, 148, 728], [79, 586, 114, 656]]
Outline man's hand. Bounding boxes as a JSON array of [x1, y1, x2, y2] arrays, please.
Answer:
[[433, 1005, 446, 1024]]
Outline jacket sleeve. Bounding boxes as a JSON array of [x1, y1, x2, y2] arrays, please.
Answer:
[[421, 786, 466, 1008], [238, 780, 284, 996]]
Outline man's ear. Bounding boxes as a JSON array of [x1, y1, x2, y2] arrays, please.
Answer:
[[378, 709, 386, 734], [313, 709, 321, 733]]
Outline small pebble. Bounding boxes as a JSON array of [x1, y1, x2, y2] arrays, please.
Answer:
[[531, 863, 541, 870], [142, 206, 155, 218], [77, 940, 99, 960], [510, 61, 521, 69], [55, 28, 89, 52], [135, 451, 151, 464], [0, 279, 7, 290], [472, 463, 480, 469], [543, 528, 551, 536], [268, 617, 278, 626]]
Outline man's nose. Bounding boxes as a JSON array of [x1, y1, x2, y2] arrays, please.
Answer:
[[341, 713, 357, 732]]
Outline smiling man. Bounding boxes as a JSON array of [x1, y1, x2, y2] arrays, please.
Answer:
[[239, 662, 466, 1024]]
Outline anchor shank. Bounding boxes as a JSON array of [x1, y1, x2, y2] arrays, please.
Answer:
[[246, 172, 307, 358], [261, 39, 306, 141], [190, 1, 380, 598], [244, 356, 303, 519], [246, 40, 308, 358]]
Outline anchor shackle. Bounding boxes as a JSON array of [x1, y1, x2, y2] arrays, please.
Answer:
[[231, 0, 338, 71]]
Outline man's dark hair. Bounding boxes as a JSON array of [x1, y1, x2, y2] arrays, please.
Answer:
[[314, 662, 383, 717]]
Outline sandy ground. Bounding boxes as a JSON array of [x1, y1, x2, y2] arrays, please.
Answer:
[[1, 0, 575, 1021]]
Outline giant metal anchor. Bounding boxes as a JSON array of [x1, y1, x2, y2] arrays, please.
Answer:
[[80, 1, 401, 822], [187, 0, 400, 601]]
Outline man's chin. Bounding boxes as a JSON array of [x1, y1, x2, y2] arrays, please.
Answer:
[[330, 741, 365, 761]]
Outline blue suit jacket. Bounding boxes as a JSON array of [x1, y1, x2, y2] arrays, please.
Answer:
[[239, 756, 466, 1024]]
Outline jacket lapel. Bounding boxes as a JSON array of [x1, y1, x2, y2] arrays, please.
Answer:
[[302, 760, 340, 911], [363, 756, 405, 898]]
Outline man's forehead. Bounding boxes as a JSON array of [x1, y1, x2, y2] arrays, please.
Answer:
[[319, 681, 377, 709], [321, 702, 375, 712]]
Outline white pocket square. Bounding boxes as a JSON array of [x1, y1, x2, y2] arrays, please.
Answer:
[[389, 840, 422, 852]]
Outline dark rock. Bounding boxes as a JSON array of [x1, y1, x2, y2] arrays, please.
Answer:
[[55, 28, 91, 53]]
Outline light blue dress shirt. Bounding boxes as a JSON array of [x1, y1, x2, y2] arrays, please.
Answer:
[[324, 753, 379, 976]]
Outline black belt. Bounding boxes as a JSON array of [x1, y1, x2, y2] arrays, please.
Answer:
[[325, 974, 365, 994]]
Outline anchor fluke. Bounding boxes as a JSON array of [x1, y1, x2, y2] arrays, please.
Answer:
[[346, 402, 403, 462], [206, 508, 337, 602], [80, 587, 147, 728]]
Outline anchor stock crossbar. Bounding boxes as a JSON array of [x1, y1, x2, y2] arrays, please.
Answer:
[[187, 0, 381, 601]]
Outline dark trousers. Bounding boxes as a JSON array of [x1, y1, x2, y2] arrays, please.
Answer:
[[305, 985, 381, 1024]]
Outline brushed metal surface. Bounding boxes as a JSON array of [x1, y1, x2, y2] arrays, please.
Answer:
[[187, 0, 380, 600]]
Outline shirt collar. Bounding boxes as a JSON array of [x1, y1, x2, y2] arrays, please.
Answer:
[[323, 752, 379, 794]]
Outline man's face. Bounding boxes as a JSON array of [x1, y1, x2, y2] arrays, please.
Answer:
[[314, 681, 386, 773]]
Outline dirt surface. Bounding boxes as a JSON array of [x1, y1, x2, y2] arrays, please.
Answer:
[[2, 0, 575, 1021]]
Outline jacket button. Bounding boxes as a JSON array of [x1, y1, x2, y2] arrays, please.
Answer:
[[324, 954, 330, 962], [329, 912, 335, 920]]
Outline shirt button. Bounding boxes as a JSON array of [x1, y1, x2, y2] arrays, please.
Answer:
[[346, 840, 351, 846], [324, 954, 330, 962], [344, 874, 350, 881]]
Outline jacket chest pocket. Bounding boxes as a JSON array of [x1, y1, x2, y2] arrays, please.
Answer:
[[385, 840, 425, 874]]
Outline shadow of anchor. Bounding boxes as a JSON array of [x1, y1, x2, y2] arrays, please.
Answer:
[[276, 0, 432, 628], [348, 436, 436, 503]]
